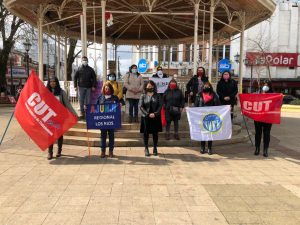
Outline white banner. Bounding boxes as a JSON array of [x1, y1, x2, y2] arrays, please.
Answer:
[[69, 81, 77, 97], [186, 105, 232, 141], [149, 77, 171, 94]]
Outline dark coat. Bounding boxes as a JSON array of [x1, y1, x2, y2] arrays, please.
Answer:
[[97, 94, 119, 104], [194, 91, 221, 107], [186, 75, 209, 102], [216, 79, 238, 105], [139, 93, 162, 133], [74, 65, 97, 88], [152, 73, 168, 78], [163, 88, 185, 121]]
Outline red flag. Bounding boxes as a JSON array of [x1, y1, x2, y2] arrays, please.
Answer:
[[239, 93, 283, 124], [15, 71, 78, 150]]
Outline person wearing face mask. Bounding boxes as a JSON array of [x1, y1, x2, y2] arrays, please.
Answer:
[[124, 64, 144, 123], [139, 80, 162, 156], [216, 71, 238, 120], [163, 79, 185, 140], [106, 72, 123, 101], [74, 56, 97, 120], [194, 82, 221, 155], [253, 80, 273, 157], [152, 66, 168, 78], [186, 67, 209, 104], [46, 76, 78, 160], [97, 82, 119, 158]]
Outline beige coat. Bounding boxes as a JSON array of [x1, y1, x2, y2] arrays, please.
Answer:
[[123, 73, 144, 99]]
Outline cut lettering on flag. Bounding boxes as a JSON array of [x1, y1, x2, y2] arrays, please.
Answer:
[[186, 105, 232, 141], [14, 71, 78, 150], [239, 93, 283, 124]]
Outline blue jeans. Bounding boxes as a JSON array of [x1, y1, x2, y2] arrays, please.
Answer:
[[79, 87, 91, 114], [100, 129, 115, 151], [128, 98, 139, 117]]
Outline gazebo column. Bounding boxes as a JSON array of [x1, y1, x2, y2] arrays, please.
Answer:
[[193, 2, 199, 75], [38, 11, 44, 81], [57, 34, 61, 79], [208, 0, 215, 82], [64, 37, 68, 81], [102, 0, 107, 81], [82, 0, 87, 57], [239, 13, 246, 93]]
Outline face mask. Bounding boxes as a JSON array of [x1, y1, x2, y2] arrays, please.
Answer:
[[108, 76, 116, 81], [146, 88, 154, 93], [262, 86, 269, 92], [104, 89, 112, 95], [197, 71, 203, 77], [169, 83, 177, 90], [157, 71, 163, 76], [203, 87, 211, 93], [131, 68, 137, 74], [223, 74, 230, 80], [82, 61, 88, 66]]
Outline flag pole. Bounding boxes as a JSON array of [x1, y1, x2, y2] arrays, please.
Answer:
[[0, 111, 14, 146], [242, 114, 254, 146]]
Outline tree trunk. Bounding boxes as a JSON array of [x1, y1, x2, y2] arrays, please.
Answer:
[[0, 40, 14, 89], [66, 39, 78, 81]]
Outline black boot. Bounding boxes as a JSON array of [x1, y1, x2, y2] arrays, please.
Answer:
[[254, 147, 260, 155], [128, 116, 133, 124], [56, 149, 62, 158], [200, 142, 205, 154], [208, 148, 213, 155], [153, 147, 158, 156], [134, 116, 139, 123], [145, 147, 150, 157], [263, 148, 268, 157], [47, 149, 53, 160]]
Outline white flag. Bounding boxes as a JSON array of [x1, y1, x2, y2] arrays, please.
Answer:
[[149, 77, 172, 93], [186, 105, 232, 141]]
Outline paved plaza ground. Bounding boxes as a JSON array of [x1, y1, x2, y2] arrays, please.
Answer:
[[0, 107, 300, 225]]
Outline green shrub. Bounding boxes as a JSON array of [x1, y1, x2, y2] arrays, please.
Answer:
[[289, 99, 300, 105]]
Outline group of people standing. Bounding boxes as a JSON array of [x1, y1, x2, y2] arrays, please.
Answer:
[[47, 57, 273, 160]]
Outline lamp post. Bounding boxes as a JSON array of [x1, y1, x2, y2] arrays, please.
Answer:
[[23, 41, 32, 77], [9, 53, 14, 96]]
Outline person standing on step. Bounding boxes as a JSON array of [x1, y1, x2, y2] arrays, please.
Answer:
[[194, 82, 220, 155], [46, 76, 78, 160], [97, 82, 119, 158], [186, 67, 208, 105], [152, 66, 168, 78], [106, 72, 123, 101], [74, 56, 97, 120], [124, 64, 144, 123], [254, 80, 273, 157], [216, 71, 238, 120], [163, 79, 185, 140], [140, 80, 162, 157]]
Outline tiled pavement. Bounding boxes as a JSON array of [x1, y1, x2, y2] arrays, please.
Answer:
[[0, 108, 300, 224]]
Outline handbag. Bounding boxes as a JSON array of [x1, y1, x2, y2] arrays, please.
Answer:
[[169, 106, 181, 115], [161, 106, 167, 127]]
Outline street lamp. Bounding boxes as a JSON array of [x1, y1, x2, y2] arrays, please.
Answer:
[[9, 52, 14, 96], [23, 41, 32, 77]]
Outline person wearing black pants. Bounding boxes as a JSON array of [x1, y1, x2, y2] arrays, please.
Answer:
[[48, 136, 63, 158], [254, 80, 273, 157], [140, 80, 162, 156]]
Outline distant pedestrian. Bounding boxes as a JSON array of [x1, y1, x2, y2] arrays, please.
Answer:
[[194, 82, 220, 155], [46, 76, 78, 160], [140, 80, 162, 156], [152, 66, 168, 78], [186, 67, 208, 104]]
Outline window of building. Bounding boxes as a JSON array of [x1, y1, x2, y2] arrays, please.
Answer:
[[171, 45, 178, 62]]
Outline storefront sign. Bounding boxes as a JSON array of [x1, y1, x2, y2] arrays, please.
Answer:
[[246, 52, 300, 67]]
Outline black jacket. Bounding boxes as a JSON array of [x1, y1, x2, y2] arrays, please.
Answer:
[[216, 79, 238, 105], [163, 88, 185, 120], [186, 75, 209, 102], [74, 65, 97, 88], [97, 94, 119, 104], [139, 93, 162, 118], [152, 73, 168, 78], [194, 91, 221, 107]]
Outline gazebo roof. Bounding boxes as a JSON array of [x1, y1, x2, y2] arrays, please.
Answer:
[[4, 0, 276, 45]]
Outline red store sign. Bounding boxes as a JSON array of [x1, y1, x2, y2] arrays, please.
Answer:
[[246, 52, 300, 67]]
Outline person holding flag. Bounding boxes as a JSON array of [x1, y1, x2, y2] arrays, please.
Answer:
[[253, 80, 274, 157], [97, 82, 119, 158], [46, 76, 78, 160], [152, 66, 168, 78], [194, 82, 221, 155]]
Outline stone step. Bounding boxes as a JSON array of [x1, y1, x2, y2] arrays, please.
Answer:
[[63, 129, 249, 147], [66, 125, 242, 138]]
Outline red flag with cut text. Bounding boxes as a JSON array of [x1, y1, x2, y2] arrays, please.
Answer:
[[239, 93, 283, 124], [15, 71, 78, 150]]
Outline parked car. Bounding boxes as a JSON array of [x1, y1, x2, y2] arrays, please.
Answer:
[[283, 95, 297, 104]]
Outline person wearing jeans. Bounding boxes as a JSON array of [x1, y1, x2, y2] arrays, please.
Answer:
[[97, 82, 119, 158], [74, 56, 97, 119], [123, 64, 144, 123]]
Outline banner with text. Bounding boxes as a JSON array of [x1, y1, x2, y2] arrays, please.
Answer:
[[86, 103, 121, 130], [149, 77, 171, 94]]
